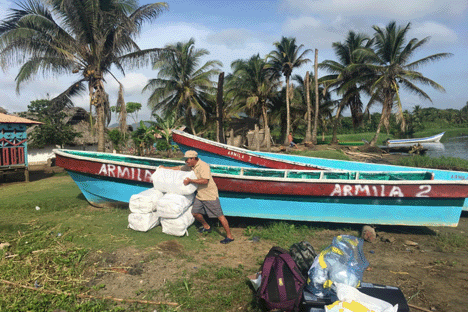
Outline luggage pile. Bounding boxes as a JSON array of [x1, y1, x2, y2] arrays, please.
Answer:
[[128, 167, 196, 236], [254, 235, 409, 312]]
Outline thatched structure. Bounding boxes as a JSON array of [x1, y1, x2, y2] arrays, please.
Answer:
[[22, 107, 98, 146]]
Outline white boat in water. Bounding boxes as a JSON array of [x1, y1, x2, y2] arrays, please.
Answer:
[[387, 132, 445, 145]]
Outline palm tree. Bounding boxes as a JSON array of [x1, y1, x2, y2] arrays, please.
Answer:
[[320, 31, 373, 144], [293, 73, 335, 140], [355, 21, 452, 146], [0, 0, 168, 152], [267, 37, 311, 145], [143, 38, 221, 135], [226, 54, 280, 149]]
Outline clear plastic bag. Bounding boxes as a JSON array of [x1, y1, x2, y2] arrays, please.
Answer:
[[306, 235, 369, 298]]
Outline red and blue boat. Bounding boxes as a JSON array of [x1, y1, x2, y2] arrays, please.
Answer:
[[172, 130, 468, 211], [54, 149, 467, 226]]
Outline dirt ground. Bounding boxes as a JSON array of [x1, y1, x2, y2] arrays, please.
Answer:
[[81, 217, 468, 312], [6, 150, 468, 311]]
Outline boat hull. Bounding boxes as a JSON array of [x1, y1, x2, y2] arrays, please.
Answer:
[[387, 132, 445, 145], [172, 131, 468, 211], [55, 149, 464, 227]]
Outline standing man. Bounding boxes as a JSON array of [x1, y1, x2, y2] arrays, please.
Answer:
[[288, 132, 298, 148], [160, 150, 234, 244]]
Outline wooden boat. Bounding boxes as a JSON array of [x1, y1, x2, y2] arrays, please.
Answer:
[[171, 129, 327, 170], [54, 149, 466, 227], [171, 130, 468, 211], [386, 132, 445, 145]]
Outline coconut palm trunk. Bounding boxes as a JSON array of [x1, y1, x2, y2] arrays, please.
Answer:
[[312, 49, 319, 145], [304, 71, 312, 142], [369, 91, 394, 146], [284, 75, 291, 145]]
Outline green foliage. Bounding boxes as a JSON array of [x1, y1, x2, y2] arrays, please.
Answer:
[[107, 129, 126, 152], [131, 121, 157, 156], [111, 102, 142, 124], [155, 139, 171, 151], [26, 99, 81, 148]]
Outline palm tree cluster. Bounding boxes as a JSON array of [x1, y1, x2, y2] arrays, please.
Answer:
[[0, 0, 168, 151], [0, 0, 451, 150]]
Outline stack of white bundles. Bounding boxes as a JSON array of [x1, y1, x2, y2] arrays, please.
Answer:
[[156, 193, 195, 219], [128, 188, 164, 232], [151, 168, 197, 195], [128, 212, 160, 232], [129, 188, 164, 214], [161, 206, 195, 236]]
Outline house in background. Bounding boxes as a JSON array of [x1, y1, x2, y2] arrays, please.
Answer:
[[26, 107, 101, 165], [0, 112, 42, 182]]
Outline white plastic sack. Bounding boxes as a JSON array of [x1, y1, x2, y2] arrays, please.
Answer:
[[129, 188, 164, 213], [151, 168, 197, 195], [161, 206, 195, 236], [128, 212, 160, 232], [324, 283, 398, 312], [156, 193, 195, 219]]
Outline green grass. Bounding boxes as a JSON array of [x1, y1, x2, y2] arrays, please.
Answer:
[[1, 174, 340, 311], [395, 155, 468, 171], [433, 232, 468, 252]]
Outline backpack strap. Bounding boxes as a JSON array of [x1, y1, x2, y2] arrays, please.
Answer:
[[258, 255, 275, 298], [278, 254, 306, 312], [279, 254, 305, 283]]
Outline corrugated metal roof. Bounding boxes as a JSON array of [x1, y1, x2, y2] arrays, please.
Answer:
[[0, 113, 42, 124]]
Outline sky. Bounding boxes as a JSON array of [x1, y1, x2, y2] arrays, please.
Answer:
[[0, 0, 467, 125]]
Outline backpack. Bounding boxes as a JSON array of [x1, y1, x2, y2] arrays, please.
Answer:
[[289, 241, 317, 279], [257, 247, 305, 311]]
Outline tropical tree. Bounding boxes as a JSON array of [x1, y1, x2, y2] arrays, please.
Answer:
[[150, 110, 182, 156], [0, 0, 168, 152], [354, 21, 452, 146], [226, 54, 280, 149], [320, 31, 373, 143], [144, 38, 221, 135], [293, 73, 335, 140], [267, 37, 311, 144]]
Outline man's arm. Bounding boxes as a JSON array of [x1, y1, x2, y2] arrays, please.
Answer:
[[183, 177, 208, 186]]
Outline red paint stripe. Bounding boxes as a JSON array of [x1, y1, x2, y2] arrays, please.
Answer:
[[56, 153, 155, 184], [56, 152, 468, 199]]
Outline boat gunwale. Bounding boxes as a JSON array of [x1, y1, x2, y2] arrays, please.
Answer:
[[54, 149, 468, 186], [172, 129, 334, 170]]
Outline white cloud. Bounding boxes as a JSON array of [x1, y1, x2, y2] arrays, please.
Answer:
[[410, 21, 458, 45], [207, 28, 255, 49], [281, 0, 468, 19]]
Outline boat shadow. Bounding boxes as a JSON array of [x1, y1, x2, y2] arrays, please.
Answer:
[[223, 214, 468, 238]]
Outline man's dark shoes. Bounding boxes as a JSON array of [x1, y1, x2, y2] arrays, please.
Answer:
[[198, 227, 211, 233], [220, 237, 234, 244]]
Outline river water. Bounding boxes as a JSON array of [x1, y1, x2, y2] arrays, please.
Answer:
[[403, 136, 468, 160]]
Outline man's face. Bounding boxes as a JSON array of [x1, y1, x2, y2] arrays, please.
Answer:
[[184, 157, 197, 167]]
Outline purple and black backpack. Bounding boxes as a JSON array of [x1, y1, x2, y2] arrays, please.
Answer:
[[257, 246, 305, 311]]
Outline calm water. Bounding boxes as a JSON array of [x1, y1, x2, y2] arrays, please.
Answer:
[[419, 136, 468, 160]]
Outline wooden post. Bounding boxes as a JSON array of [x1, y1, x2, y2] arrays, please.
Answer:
[[312, 49, 319, 145], [24, 167, 29, 182], [216, 72, 225, 144]]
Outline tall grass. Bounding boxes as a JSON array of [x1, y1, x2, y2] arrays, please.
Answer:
[[395, 155, 468, 171]]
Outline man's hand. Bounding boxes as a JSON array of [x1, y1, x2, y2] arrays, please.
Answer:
[[183, 177, 192, 185]]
